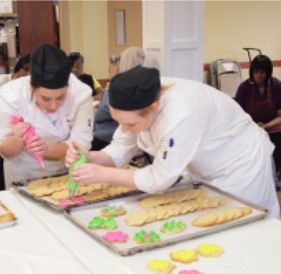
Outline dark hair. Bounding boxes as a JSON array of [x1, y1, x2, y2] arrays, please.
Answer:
[[249, 55, 273, 82], [0, 53, 10, 73], [68, 52, 84, 67], [13, 54, 30, 73]]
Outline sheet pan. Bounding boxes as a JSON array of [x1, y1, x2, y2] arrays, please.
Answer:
[[64, 182, 268, 256], [12, 174, 139, 212]]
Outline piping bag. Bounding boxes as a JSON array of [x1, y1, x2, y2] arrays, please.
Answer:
[[10, 115, 45, 170], [68, 149, 87, 200]]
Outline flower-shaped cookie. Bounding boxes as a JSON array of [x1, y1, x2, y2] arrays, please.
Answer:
[[147, 259, 176, 274], [100, 205, 126, 217], [160, 220, 186, 234], [170, 250, 198, 264], [102, 230, 128, 243], [179, 270, 204, 274], [196, 243, 224, 257], [88, 216, 117, 230], [133, 229, 160, 244]]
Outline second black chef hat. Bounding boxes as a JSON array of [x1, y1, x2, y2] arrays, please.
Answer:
[[109, 66, 160, 111], [31, 44, 71, 89]]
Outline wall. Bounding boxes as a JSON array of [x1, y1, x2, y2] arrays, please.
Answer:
[[204, 1, 281, 81], [61, 1, 281, 82], [59, 1, 108, 80]]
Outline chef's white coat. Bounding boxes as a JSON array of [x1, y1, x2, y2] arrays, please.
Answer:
[[0, 74, 94, 187], [103, 78, 280, 218], [0, 73, 12, 87]]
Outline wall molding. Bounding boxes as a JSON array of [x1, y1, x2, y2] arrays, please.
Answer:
[[204, 60, 281, 71]]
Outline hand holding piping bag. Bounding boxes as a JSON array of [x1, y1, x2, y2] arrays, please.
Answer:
[[68, 149, 87, 200], [10, 115, 45, 170]]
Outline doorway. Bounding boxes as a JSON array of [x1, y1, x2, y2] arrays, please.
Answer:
[[107, 1, 143, 78]]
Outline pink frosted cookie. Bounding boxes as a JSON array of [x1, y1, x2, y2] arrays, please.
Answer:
[[58, 197, 84, 206], [102, 230, 129, 243], [179, 270, 204, 274]]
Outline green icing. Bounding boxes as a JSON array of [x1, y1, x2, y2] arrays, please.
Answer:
[[88, 216, 117, 230], [88, 216, 104, 229], [161, 220, 186, 232], [101, 205, 125, 217], [103, 217, 117, 230], [134, 229, 160, 243], [69, 150, 88, 195]]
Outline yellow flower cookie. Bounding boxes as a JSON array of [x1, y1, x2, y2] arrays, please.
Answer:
[[170, 250, 198, 264], [147, 259, 176, 274], [196, 243, 224, 257]]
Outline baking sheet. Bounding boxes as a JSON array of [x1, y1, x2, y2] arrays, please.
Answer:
[[12, 174, 139, 212], [64, 182, 268, 256]]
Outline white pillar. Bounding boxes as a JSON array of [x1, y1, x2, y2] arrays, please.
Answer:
[[142, 0, 204, 82]]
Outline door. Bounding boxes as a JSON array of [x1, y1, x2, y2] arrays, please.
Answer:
[[107, 1, 142, 78], [17, 1, 59, 55]]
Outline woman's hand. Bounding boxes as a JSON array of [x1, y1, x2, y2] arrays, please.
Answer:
[[25, 135, 48, 156], [65, 141, 89, 168], [69, 163, 104, 184], [12, 122, 30, 145]]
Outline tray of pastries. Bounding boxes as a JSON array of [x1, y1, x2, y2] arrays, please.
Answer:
[[0, 201, 17, 228], [63, 181, 268, 256], [12, 174, 138, 211]]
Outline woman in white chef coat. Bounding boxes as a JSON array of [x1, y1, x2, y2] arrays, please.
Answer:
[[0, 44, 93, 188], [66, 66, 280, 218]]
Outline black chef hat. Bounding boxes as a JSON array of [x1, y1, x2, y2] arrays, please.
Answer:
[[109, 66, 160, 111], [31, 44, 71, 89]]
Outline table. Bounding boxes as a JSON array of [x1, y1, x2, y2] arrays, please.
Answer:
[[1, 189, 281, 274]]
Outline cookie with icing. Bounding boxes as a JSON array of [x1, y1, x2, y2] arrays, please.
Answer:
[[88, 216, 117, 230], [100, 205, 126, 217], [160, 220, 186, 234], [170, 250, 198, 264], [133, 229, 160, 244], [196, 243, 224, 257], [147, 259, 176, 274], [102, 230, 128, 243], [179, 270, 204, 274]]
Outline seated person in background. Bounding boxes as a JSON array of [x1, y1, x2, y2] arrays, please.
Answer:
[[66, 66, 280, 218], [68, 52, 104, 100], [0, 54, 30, 86], [235, 55, 281, 177], [0, 44, 93, 189], [91, 47, 145, 151]]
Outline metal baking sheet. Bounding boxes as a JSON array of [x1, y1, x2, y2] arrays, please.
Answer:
[[12, 174, 139, 212], [64, 182, 268, 256]]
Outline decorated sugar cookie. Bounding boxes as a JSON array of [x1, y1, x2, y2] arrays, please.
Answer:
[[170, 250, 198, 264], [102, 230, 128, 243], [58, 196, 84, 206], [133, 229, 160, 244], [147, 259, 176, 274], [160, 220, 186, 234], [196, 243, 224, 257], [100, 205, 126, 217], [179, 270, 204, 274], [88, 216, 117, 230]]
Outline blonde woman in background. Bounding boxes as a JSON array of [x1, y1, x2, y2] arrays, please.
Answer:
[[91, 47, 145, 150]]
